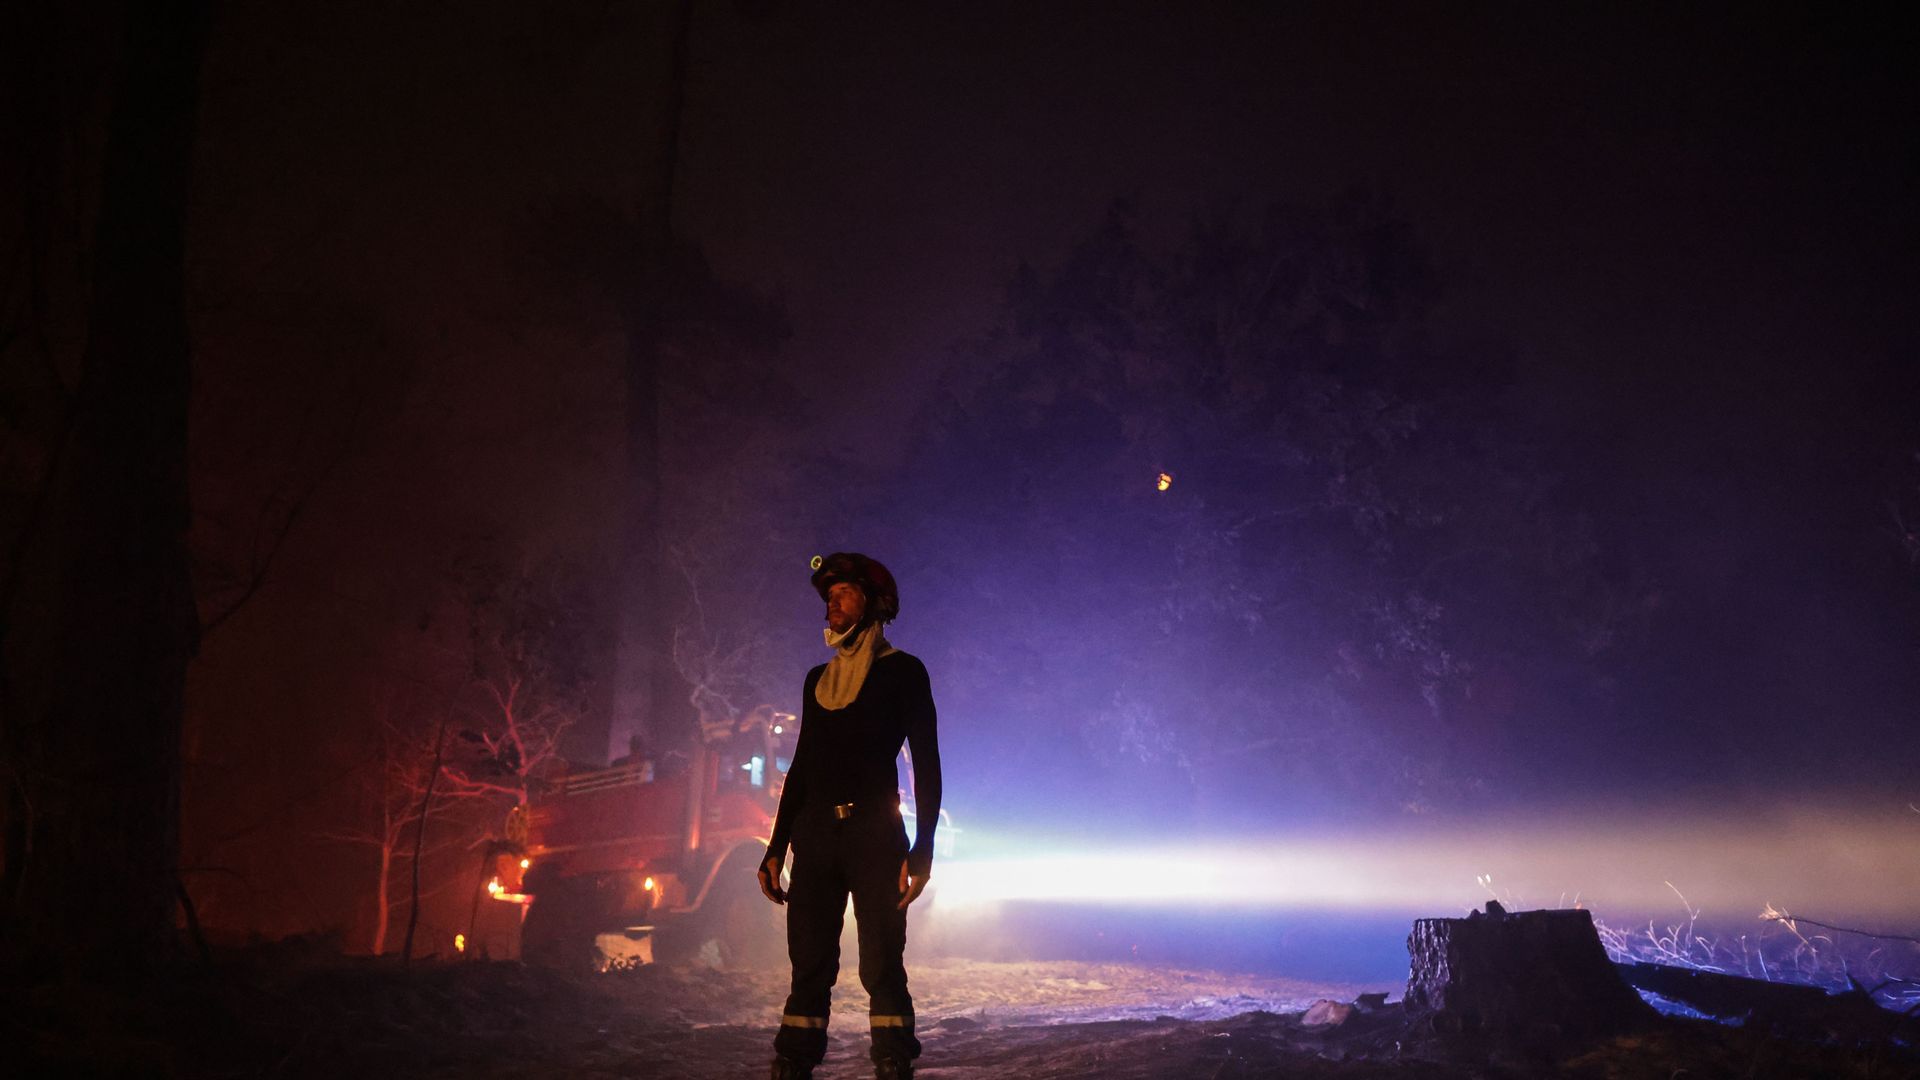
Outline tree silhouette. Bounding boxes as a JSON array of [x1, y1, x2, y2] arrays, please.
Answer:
[[0, 0, 213, 975]]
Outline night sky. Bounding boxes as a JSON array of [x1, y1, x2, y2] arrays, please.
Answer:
[[13, 2, 1915, 946]]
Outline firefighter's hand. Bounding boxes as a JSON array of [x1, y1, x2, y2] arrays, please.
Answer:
[[897, 860, 928, 910], [758, 855, 786, 905]]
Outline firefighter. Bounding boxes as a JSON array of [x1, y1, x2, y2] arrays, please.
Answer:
[[757, 552, 942, 1080]]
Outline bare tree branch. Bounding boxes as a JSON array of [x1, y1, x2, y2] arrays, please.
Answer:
[[1762, 907, 1920, 947]]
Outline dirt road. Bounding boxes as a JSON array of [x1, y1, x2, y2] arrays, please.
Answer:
[[12, 953, 1917, 1077]]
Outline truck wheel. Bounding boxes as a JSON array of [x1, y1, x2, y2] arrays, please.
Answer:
[[646, 912, 700, 966], [655, 851, 786, 970], [714, 871, 786, 970], [519, 879, 600, 971]]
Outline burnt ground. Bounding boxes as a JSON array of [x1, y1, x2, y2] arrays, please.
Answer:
[[7, 951, 1919, 1079]]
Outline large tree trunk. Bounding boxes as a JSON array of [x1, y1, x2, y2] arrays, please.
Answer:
[[2, 0, 210, 977], [611, 0, 696, 764], [371, 831, 394, 957]]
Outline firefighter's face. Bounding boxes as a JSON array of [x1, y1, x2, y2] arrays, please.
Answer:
[[826, 582, 867, 633]]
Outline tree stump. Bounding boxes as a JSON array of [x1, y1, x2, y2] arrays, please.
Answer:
[[1405, 902, 1652, 1039]]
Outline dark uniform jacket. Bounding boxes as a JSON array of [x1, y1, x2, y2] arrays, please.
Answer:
[[766, 650, 943, 877]]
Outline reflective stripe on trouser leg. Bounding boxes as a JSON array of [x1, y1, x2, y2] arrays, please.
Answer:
[[868, 1013, 921, 1067], [773, 1016, 829, 1068]]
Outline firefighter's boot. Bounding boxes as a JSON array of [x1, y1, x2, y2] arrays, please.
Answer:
[[768, 1055, 813, 1080], [873, 1057, 912, 1080]]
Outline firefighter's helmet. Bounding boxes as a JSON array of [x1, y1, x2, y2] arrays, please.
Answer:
[[809, 552, 899, 623]]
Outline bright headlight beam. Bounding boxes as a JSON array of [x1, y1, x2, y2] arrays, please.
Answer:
[[932, 809, 1920, 924]]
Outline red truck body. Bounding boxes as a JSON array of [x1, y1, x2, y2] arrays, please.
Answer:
[[490, 722, 790, 968]]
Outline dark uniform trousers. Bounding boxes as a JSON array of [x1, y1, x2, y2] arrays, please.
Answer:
[[774, 803, 921, 1068]]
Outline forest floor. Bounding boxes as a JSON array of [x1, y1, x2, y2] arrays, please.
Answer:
[[8, 949, 1920, 1078]]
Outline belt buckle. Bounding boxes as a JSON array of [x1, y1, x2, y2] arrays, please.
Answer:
[[832, 802, 856, 820]]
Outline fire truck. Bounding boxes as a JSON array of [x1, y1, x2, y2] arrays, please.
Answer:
[[485, 711, 792, 970], [485, 708, 954, 969]]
